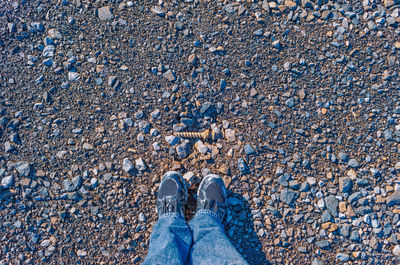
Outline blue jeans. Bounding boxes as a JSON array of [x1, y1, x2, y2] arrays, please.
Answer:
[[142, 210, 249, 265]]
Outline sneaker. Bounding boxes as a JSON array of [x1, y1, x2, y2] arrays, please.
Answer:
[[156, 171, 187, 217], [196, 174, 227, 220]]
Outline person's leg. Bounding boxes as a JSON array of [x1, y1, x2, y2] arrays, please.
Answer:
[[142, 171, 192, 265], [189, 174, 248, 265], [142, 213, 191, 265]]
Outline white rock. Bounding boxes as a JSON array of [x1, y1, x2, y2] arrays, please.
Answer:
[[138, 212, 146, 222], [77, 249, 87, 257], [152, 142, 161, 151], [135, 158, 147, 171], [1, 175, 14, 189], [183, 172, 198, 188], [195, 141, 209, 154], [151, 109, 161, 119], [275, 166, 284, 176], [150, 128, 159, 136], [317, 199, 325, 209], [393, 245, 400, 256], [90, 178, 98, 188], [48, 29, 62, 39], [41, 239, 51, 247], [371, 219, 380, 228], [57, 150, 68, 159], [224, 129, 236, 142], [82, 143, 93, 150], [98, 6, 113, 21], [363, 214, 371, 225], [68, 72, 80, 81], [165, 135, 180, 146], [122, 158, 134, 173], [15, 161, 30, 177], [151, 6, 165, 16], [87, 57, 96, 63], [42, 45, 55, 57], [306, 177, 317, 186]]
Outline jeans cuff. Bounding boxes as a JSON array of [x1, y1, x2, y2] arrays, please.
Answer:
[[195, 209, 223, 226], [158, 212, 185, 220]]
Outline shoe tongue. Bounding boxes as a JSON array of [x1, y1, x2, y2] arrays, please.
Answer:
[[205, 182, 224, 203], [159, 179, 178, 196]]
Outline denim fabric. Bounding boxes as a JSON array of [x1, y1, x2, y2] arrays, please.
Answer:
[[142, 213, 192, 265], [142, 211, 248, 265], [189, 210, 248, 265]]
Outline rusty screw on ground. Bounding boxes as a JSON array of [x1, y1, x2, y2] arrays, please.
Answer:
[[174, 129, 217, 141]]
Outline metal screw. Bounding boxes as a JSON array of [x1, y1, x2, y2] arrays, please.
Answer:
[[174, 129, 216, 141]]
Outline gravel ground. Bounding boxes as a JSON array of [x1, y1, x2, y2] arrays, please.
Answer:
[[1, 0, 400, 264]]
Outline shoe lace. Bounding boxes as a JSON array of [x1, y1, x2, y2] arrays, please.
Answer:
[[204, 199, 221, 212], [162, 198, 175, 214], [203, 199, 226, 220]]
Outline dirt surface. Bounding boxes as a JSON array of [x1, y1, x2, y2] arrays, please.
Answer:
[[1, 0, 400, 264]]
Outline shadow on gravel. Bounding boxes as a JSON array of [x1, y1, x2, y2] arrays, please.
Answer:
[[224, 191, 268, 265]]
